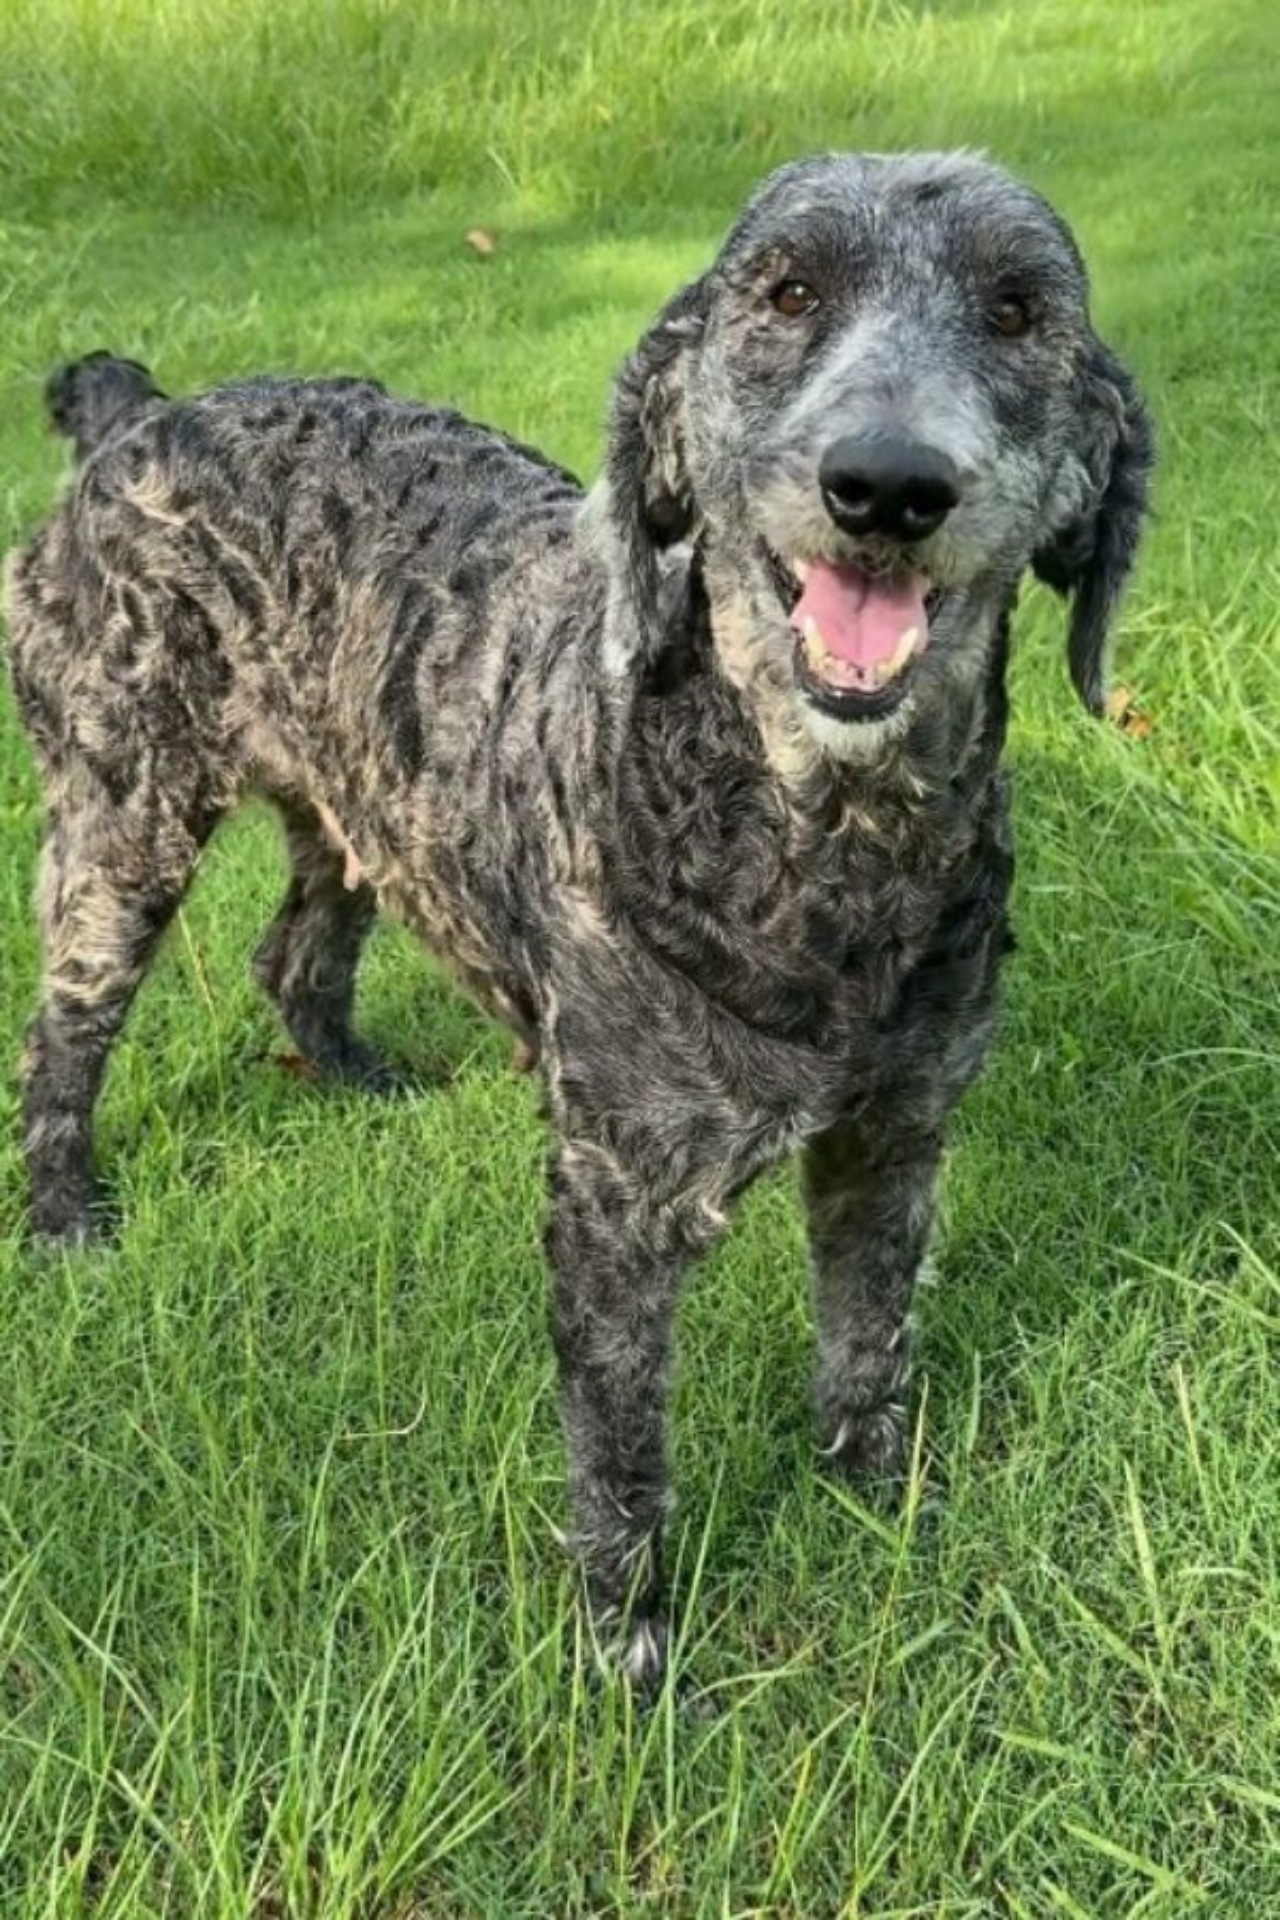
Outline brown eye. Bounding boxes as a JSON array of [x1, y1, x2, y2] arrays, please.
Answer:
[[990, 294, 1032, 338], [771, 279, 820, 318]]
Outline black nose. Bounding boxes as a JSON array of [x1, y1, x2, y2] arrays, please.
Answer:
[[819, 434, 960, 541]]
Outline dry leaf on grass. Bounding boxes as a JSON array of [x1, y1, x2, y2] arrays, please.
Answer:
[[1105, 684, 1156, 739], [464, 227, 498, 256], [273, 1050, 320, 1082]]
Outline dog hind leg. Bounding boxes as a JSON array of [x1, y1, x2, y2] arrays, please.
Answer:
[[252, 798, 390, 1089], [23, 783, 219, 1243]]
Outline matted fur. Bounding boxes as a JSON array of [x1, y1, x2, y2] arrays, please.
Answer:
[[6, 153, 1152, 1688]]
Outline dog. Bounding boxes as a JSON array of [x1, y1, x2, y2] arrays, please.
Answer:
[[6, 151, 1153, 1688]]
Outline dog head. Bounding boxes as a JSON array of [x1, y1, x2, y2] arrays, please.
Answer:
[[588, 151, 1153, 761]]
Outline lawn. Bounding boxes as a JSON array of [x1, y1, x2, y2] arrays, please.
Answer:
[[0, 0, 1277, 1914]]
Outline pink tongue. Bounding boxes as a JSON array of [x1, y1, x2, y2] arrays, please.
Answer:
[[790, 562, 929, 667]]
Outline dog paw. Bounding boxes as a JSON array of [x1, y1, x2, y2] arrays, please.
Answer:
[[617, 1613, 670, 1692], [586, 1614, 716, 1716], [819, 1402, 909, 1495], [581, 1591, 671, 1697], [30, 1190, 106, 1249], [333, 1041, 410, 1096], [302, 1036, 410, 1096]]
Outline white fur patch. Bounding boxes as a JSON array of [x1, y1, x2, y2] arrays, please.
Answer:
[[799, 695, 914, 763]]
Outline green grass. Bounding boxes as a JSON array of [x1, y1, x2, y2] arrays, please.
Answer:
[[1, 0, 1277, 1912]]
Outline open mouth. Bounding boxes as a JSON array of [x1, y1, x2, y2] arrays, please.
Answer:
[[768, 552, 939, 723]]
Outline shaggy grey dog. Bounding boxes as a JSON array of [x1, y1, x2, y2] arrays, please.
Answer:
[[7, 152, 1152, 1688]]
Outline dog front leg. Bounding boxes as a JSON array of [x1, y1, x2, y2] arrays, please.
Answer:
[[546, 1140, 715, 1692], [802, 1119, 943, 1489]]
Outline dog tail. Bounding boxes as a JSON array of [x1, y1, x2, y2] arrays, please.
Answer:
[[45, 350, 165, 460]]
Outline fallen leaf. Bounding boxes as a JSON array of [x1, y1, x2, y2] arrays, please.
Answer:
[[274, 1050, 320, 1082], [464, 227, 498, 256], [1105, 684, 1156, 739]]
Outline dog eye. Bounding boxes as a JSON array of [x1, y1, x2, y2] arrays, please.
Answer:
[[771, 279, 821, 318], [989, 294, 1033, 338]]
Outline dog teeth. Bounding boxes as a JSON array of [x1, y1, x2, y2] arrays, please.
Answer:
[[804, 622, 867, 691], [881, 625, 920, 681], [801, 616, 921, 693], [793, 559, 810, 583], [802, 622, 832, 675], [801, 616, 830, 674]]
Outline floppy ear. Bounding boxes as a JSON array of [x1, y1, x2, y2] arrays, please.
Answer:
[[584, 275, 709, 676], [1032, 335, 1155, 715]]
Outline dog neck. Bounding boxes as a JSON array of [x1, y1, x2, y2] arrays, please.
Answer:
[[612, 575, 1008, 880], [604, 576, 1012, 1041], [626, 543, 1013, 832]]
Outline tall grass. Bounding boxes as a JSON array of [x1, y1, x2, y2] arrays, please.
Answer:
[[0, 0, 1245, 218]]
